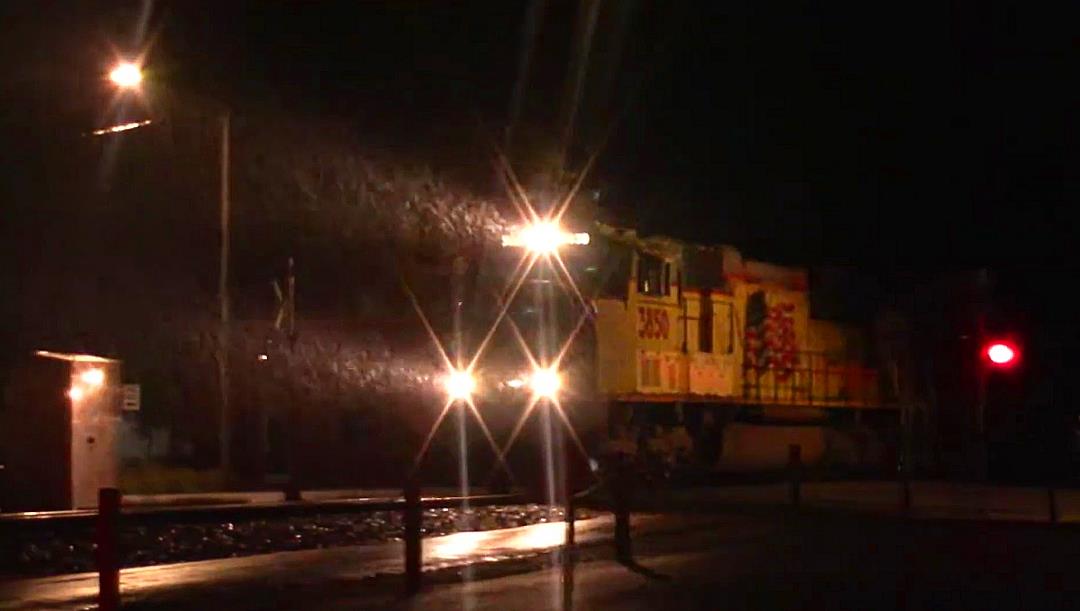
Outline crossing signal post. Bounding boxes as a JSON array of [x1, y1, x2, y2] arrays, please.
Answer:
[[979, 339, 1021, 433], [976, 338, 1022, 479]]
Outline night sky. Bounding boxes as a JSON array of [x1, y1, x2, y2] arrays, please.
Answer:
[[1, 2, 1071, 280], [3, 2, 1070, 267]]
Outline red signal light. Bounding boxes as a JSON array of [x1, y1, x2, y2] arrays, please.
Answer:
[[985, 341, 1018, 366]]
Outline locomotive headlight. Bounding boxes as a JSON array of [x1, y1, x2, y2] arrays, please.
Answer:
[[529, 367, 561, 400], [501, 221, 590, 254], [520, 221, 562, 254], [444, 369, 477, 401]]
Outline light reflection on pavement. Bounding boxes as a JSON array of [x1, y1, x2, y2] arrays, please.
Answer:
[[426, 521, 568, 563], [4, 481, 1078, 609], [0, 515, 658, 610]]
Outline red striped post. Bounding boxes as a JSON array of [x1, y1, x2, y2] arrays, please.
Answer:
[[403, 478, 422, 595], [96, 488, 121, 611]]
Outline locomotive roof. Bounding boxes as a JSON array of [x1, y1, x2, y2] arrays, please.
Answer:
[[594, 222, 808, 291]]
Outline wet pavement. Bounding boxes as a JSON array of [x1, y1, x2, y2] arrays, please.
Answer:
[[394, 515, 1080, 611], [4, 509, 1078, 610], [5, 481, 1080, 609], [0, 514, 685, 610], [644, 480, 1080, 522]]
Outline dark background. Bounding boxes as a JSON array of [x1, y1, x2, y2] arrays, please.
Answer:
[[1, 1, 1074, 479], [2, 1, 1070, 265]]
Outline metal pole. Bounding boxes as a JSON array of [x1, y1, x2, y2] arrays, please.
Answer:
[[218, 112, 231, 474], [974, 304, 988, 481], [975, 369, 987, 481], [565, 442, 576, 548], [505, 0, 548, 150], [788, 444, 802, 507], [559, 0, 603, 171], [96, 488, 121, 611], [613, 455, 632, 563], [404, 477, 422, 595], [899, 401, 911, 515]]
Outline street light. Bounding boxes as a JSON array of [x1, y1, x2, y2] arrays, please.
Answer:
[[96, 59, 234, 473], [108, 61, 142, 89]]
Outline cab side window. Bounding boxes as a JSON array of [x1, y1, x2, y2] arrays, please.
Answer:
[[636, 253, 667, 297], [715, 302, 734, 354]]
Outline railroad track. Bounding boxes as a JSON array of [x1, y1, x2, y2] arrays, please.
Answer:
[[0, 492, 524, 530]]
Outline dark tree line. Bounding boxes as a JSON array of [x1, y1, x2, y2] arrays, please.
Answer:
[[3, 106, 526, 486]]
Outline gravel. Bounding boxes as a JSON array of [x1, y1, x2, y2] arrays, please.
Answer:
[[5, 504, 595, 577]]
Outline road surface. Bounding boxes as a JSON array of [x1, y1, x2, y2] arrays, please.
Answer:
[[4, 481, 1080, 609], [396, 514, 1080, 611], [655, 480, 1080, 522], [0, 514, 708, 610], [4, 508, 1079, 610]]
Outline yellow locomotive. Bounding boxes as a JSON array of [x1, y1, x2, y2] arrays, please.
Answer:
[[580, 223, 898, 472]]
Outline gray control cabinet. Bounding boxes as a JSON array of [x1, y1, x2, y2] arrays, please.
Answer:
[[2, 351, 121, 511]]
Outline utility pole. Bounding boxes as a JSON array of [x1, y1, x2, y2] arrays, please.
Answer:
[[218, 112, 231, 474], [100, 60, 234, 475], [506, 0, 549, 150], [558, 0, 603, 172]]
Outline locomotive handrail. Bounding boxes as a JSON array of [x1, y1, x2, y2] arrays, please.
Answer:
[[741, 350, 880, 407]]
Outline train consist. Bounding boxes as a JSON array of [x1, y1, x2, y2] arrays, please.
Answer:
[[571, 223, 899, 473]]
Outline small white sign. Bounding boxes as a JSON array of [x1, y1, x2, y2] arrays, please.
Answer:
[[122, 384, 141, 411]]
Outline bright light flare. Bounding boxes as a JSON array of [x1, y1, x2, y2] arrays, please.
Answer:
[[501, 221, 589, 253], [109, 61, 143, 89], [444, 369, 477, 401], [529, 368, 561, 400], [90, 119, 153, 136], [986, 342, 1017, 366], [79, 368, 105, 387], [426, 521, 566, 560], [519, 521, 566, 548], [428, 530, 485, 559], [67, 386, 84, 401]]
